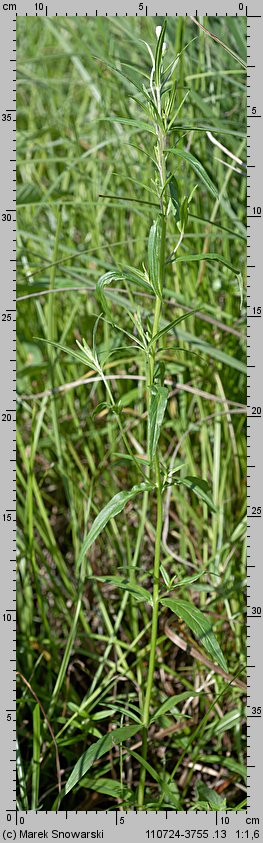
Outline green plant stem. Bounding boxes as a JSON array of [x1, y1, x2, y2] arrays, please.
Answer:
[[150, 296, 162, 371], [138, 457, 163, 809], [130, 291, 163, 703], [129, 282, 164, 703], [137, 88, 169, 806], [130, 487, 149, 706]]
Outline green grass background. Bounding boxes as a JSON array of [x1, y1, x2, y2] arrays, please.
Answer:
[[17, 15, 246, 811]]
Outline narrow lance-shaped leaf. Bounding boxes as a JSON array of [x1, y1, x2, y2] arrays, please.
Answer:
[[150, 690, 200, 724], [170, 571, 207, 589], [77, 777, 133, 801], [160, 597, 228, 672], [35, 337, 98, 371], [154, 21, 167, 87], [76, 482, 151, 573], [93, 54, 148, 94], [148, 386, 168, 461], [103, 116, 156, 135], [148, 308, 199, 347], [169, 147, 218, 198], [65, 725, 139, 795], [173, 475, 217, 512], [96, 267, 152, 313], [88, 575, 152, 605], [170, 252, 239, 274]]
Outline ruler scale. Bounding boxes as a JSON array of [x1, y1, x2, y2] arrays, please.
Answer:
[[0, 1, 261, 838]]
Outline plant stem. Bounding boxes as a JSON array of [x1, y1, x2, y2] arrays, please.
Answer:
[[136, 77, 169, 803], [138, 193, 168, 810], [138, 457, 163, 809], [130, 291, 164, 703]]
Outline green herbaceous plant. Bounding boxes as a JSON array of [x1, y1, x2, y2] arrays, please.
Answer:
[[0, 1, 261, 840]]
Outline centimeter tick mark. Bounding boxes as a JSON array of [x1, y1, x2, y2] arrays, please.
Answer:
[[13, 7, 262, 16]]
